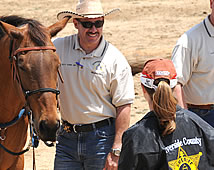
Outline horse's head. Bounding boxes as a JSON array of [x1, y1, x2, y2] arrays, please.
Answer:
[[0, 16, 69, 142]]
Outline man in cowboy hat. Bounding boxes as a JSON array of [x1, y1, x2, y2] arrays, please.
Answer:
[[53, 0, 135, 169]]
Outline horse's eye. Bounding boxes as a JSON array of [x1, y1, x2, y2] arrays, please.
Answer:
[[17, 57, 26, 71], [19, 51, 27, 55], [18, 57, 24, 64]]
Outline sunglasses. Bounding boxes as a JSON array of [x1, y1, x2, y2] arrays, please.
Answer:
[[76, 19, 104, 29]]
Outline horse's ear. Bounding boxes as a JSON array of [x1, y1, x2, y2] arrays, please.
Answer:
[[0, 21, 23, 39], [48, 17, 70, 38]]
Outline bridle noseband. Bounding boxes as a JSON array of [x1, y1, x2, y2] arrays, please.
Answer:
[[25, 88, 60, 100]]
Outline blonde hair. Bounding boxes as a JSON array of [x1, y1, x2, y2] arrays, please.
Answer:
[[144, 80, 177, 136]]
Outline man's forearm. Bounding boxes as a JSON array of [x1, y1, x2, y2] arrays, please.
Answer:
[[112, 104, 131, 149], [173, 83, 187, 109]]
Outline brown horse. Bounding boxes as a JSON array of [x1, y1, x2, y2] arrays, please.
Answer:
[[0, 15, 69, 169]]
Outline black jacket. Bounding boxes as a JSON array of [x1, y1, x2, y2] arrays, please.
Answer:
[[119, 106, 214, 170]]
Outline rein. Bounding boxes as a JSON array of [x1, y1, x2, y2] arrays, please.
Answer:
[[0, 108, 25, 129], [0, 109, 37, 155]]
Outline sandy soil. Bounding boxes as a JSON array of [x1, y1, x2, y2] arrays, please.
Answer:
[[0, 0, 210, 169]]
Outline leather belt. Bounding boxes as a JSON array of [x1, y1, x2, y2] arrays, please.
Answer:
[[62, 118, 114, 133], [187, 104, 214, 110]]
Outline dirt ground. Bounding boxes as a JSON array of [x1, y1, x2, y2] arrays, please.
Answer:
[[0, 0, 210, 169]]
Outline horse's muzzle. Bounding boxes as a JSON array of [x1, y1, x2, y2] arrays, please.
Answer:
[[39, 119, 60, 142]]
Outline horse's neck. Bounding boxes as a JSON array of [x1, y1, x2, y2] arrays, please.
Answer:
[[0, 57, 25, 122]]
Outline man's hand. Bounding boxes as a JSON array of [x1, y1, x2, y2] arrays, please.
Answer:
[[103, 104, 131, 170], [103, 152, 119, 170]]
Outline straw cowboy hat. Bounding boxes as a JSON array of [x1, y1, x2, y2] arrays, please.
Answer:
[[57, 0, 120, 23]]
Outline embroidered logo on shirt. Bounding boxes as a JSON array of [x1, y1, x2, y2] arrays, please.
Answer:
[[168, 146, 202, 170], [92, 61, 103, 71], [91, 61, 104, 75]]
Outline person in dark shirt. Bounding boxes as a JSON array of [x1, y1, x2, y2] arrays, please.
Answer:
[[118, 58, 214, 170]]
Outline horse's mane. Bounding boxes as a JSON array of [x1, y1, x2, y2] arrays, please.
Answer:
[[0, 15, 47, 46]]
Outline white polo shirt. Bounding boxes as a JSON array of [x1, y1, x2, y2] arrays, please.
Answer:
[[172, 16, 214, 104], [53, 34, 134, 124]]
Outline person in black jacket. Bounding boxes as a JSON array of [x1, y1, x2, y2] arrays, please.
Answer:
[[118, 58, 214, 170]]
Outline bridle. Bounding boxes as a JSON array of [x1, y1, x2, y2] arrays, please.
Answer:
[[11, 41, 61, 99], [0, 38, 62, 156]]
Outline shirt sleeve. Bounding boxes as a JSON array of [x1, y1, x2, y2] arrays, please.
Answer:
[[171, 33, 195, 86], [110, 59, 135, 107]]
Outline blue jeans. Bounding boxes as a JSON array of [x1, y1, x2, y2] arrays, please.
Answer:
[[188, 108, 214, 127], [54, 122, 115, 170]]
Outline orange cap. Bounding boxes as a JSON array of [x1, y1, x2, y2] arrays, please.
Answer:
[[141, 58, 177, 89]]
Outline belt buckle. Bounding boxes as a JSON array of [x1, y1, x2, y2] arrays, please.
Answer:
[[73, 124, 78, 133]]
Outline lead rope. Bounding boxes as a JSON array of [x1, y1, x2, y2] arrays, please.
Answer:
[[33, 146, 36, 170], [28, 110, 39, 170]]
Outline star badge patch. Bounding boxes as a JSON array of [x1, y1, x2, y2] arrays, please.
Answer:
[[168, 146, 202, 170]]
